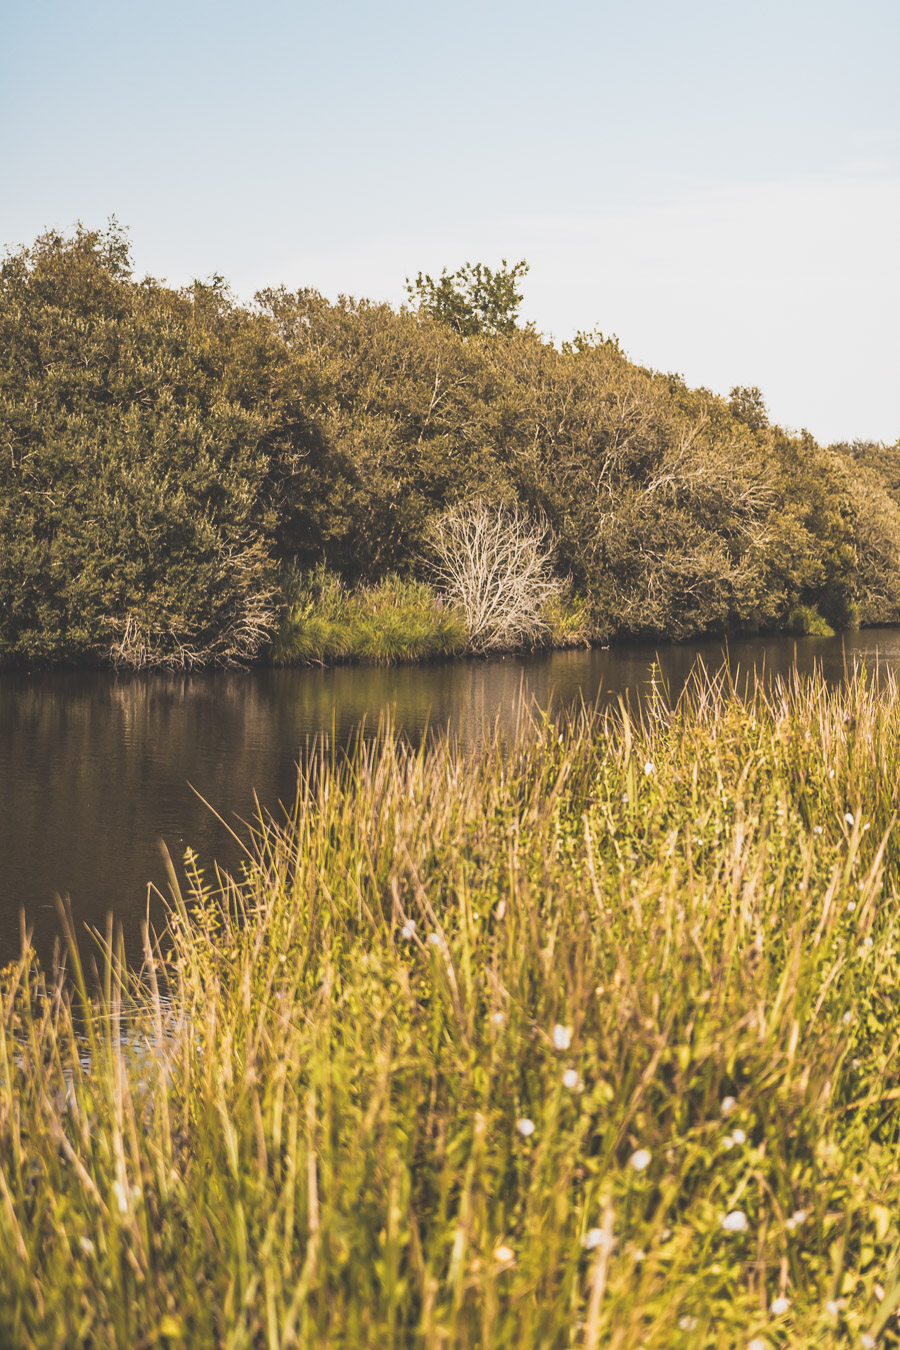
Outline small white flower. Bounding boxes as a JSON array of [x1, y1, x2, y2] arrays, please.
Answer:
[[829, 768, 835, 778], [400, 920, 416, 939], [844, 812, 855, 827], [721, 1096, 737, 1117], [732, 1128, 746, 1145], [516, 1117, 535, 1137], [427, 931, 441, 945], [644, 760, 655, 776], [722, 1209, 748, 1232], [843, 1010, 852, 1024], [847, 901, 856, 912], [78, 1236, 95, 1256], [581, 1227, 611, 1250], [722, 1135, 734, 1150], [678, 1315, 697, 1330], [595, 985, 604, 996], [562, 1068, 580, 1090], [493, 1243, 515, 1264], [875, 1283, 886, 1301], [864, 935, 874, 949], [814, 825, 824, 835], [630, 1148, 652, 1171], [861, 1336, 876, 1349], [112, 1180, 129, 1215], [552, 1024, 572, 1051], [785, 1209, 806, 1230], [496, 899, 507, 919], [633, 1248, 645, 1262], [825, 1299, 839, 1317], [863, 822, 871, 831], [771, 1294, 791, 1316], [491, 1010, 505, 1026], [748, 1340, 767, 1350]]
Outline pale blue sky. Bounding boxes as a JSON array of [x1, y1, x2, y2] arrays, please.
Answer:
[[3, 0, 898, 443]]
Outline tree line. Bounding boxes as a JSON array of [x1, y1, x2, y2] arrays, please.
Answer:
[[1, 222, 898, 667]]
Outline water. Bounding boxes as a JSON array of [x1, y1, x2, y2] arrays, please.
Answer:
[[2, 629, 899, 969]]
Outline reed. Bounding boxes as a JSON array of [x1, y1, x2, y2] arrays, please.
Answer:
[[3, 665, 900, 1347]]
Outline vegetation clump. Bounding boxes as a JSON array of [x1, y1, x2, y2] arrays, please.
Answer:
[[3, 667, 900, 1346], [2, 221, 900, 668]]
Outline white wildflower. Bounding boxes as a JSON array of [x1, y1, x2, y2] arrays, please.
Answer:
[[516, 1117, 535, 1137], [552, 1024, 572, 1051], [722, 1210, 748, 1233], [400, 920, 416, 939], [732, 1128, 746, 1145], [78, 1236, 95, 1256], [112, 1180, 130, 1216], [678, 1315, 697, 1330], [748, 1340, 767, 1350], [785, 1209, 806, 1231], [861, 1336, 876, 1349], [644, 760, 654, 776], [722, 1135, 734, 1150], [493, 1243, 515, 1264], [562, 1068, 580, 1090], [844, 812, 855, 827], [427, 931, 441, 945], [721, 1096, 737, 1117], [496, 898, 507, 919], [843, 1011, 852, 1024], [814, 825, 823, 835], [829, 768, 835, 778], [630, 1148, 652, 1172], [771, 1294, 791, 1315], [847, 901, 856, 912], [491, 1010, 505, 1026], [581, 1227, 611, 1250]]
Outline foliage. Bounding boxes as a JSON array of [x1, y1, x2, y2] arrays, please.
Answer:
[[270, 566, 466, 664], [785, 604, 836, 636], [3, 221, 900, 667], [404, 259, 530, 336], [5, 669, 900, 1344]]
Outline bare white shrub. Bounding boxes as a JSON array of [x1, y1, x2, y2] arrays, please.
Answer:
[[428, 500, 564, 651]]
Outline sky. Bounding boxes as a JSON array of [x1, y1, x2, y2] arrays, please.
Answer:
[[2, 0, 898, 444]]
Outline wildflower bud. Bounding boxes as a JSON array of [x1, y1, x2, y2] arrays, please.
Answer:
[[629, 1148, 652, 1171], [844, 812, 855, 826], [400, 920, 416, 939], [731, 1128, 746, 1145], [720, 1096, 737, 1117], [493, 1244, 515, 1264], [721, 1210, 748, 1232], [516, 1117, 535, 1137], [770, 1295, 790, 1315], [562, 1068, 580, 1090], [552, 1024, 572, 1051]]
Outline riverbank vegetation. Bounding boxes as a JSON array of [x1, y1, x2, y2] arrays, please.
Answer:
[[2, 222, 899, 668], [4, 668, 900, 1346]]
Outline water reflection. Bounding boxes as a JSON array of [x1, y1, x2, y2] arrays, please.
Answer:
[[2, 629, 899, 968]]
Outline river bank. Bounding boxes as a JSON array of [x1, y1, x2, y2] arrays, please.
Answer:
[[3, 669, 900, 1346]]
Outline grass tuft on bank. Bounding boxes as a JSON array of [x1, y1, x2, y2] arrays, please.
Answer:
[[270, 568, 468, 664], [4, 666, 900, 1346]]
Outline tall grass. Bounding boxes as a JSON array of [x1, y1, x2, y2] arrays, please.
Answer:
[[270, 568, 467, 665], [4, 666, 900, 1346]]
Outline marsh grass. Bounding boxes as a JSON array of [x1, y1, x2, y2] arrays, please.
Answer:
[[270, 569, 467, 665], [5, 666, 900, 1346]]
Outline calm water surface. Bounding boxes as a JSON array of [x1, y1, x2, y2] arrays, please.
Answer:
[[3, 629, 900, 968]]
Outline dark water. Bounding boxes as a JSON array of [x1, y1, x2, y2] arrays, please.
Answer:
[[2, 629, 899, 969]]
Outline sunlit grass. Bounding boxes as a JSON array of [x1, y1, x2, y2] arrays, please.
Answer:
[[270, 567, 467, 665], [4, 665, 900, 1346]]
